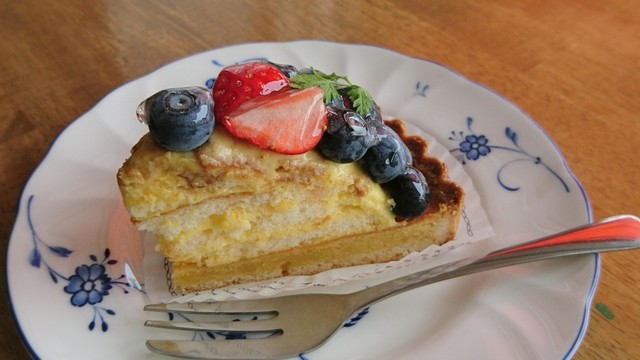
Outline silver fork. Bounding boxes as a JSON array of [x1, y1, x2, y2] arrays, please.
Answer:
[[144, 215, 640, 359]]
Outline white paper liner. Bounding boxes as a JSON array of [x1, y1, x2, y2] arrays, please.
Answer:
[[133, 122, 494, 303]]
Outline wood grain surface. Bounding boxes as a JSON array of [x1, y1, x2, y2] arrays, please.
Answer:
[[1, 0, 638, 359]]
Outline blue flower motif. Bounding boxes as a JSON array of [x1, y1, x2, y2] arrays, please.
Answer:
[[459, 134, 491, 160], [26, 195, 141, 332], [414, 81, 429, 97], [448, 117, 569, 193], [64, 264, 113, 307]]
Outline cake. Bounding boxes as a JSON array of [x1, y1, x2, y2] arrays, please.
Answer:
[[117, 61, 464, 294]]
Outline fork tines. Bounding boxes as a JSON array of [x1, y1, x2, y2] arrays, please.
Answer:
[[144, 301, 288, 359], [144, 301, 280, 334]]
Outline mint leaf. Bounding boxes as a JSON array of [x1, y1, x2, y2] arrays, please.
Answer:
[[347, 86, 374, 119], [290, 68, 374, 117]]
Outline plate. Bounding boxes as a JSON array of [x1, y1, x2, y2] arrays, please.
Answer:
[[7, 41, 593, 359]]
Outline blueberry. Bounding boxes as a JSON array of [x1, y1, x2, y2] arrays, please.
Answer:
[[266, 61, 298, 78], [317, 108, 378, 163], [360, 125, 410, 183], [365, 103, 384, 127], [382, 166, 431, 219], [375, 124, 413, 165], [296, 67, 314, 75], [327, 88, 353, 110], [137, 86, 214, 152], [318, 134, 370, 163]]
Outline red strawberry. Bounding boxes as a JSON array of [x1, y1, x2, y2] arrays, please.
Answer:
[[223, 87, 328, 155], [212, 61, 290, 121]]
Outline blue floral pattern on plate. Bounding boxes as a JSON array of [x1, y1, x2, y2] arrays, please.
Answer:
[[448, 116, 570, 192], [26, 195, 136, 332], [414, 82, 429, 97]]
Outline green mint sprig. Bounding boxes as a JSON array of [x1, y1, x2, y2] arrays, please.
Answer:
[[289, 68, 374, 117]]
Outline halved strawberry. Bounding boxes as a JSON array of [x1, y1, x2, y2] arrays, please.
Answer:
[[212, 61, 290, 121], [222, 87, 328, 155]]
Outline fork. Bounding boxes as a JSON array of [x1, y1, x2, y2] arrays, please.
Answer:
[[144, 215, 640, 359]]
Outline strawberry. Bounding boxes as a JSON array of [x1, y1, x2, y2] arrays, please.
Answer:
[[212, 61, 290, 121], [222, 87, 328, 155]]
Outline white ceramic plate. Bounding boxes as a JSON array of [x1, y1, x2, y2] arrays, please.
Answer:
[[7, 41, 594, 359]]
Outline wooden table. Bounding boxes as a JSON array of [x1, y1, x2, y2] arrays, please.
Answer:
[[1, 1, 638, 359]]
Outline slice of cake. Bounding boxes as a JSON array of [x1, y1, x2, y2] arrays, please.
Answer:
[[117, 61, 464, 294]]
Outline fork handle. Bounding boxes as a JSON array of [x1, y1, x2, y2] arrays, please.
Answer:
[[347, 215, 640, 311]]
